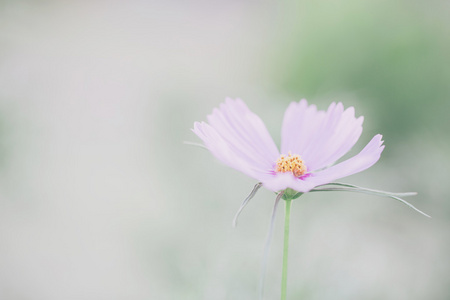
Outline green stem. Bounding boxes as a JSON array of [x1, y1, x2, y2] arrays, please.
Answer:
[[281, 199, 292, 300]]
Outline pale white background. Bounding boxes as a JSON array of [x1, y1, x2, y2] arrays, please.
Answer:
[[0, 1, 447, 299]]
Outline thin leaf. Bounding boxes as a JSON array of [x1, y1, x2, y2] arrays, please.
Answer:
[[232, 183, 263, 227], [318, 182, 417, 197], [310, 187, 430, 218], [183, 141, 208, 150]]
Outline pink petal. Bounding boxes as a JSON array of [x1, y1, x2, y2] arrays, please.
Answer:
[[192, 99, 279, 181], [281, 101, 364, 172], [303, 134, 385, 189], [259, 172, 318, 193], [281, 99, 326, 159], [306, 105, 364, 171]]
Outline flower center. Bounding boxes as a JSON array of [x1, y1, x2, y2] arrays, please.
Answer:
[[275, 152, 307, 178]]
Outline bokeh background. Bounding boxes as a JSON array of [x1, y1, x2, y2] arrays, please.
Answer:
[[0, 0, 449, 299]]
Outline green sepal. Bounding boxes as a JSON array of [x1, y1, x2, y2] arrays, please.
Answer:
[[281, 188, 303, 201]]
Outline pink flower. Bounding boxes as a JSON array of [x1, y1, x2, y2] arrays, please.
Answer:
[[193, 98, 384, 193]]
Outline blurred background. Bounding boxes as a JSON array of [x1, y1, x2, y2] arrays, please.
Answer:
[[0, 0, 448, 299]]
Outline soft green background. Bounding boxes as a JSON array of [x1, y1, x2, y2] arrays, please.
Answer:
[[0, 0, 448, 299]]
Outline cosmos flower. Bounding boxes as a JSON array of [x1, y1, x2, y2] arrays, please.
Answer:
[[191, 98, 427, 300], [193, 98, 384, 194]]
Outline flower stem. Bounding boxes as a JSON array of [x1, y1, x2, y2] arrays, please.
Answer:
[[281, 199, 292, 300]]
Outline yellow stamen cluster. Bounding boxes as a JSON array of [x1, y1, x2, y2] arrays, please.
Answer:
[[275, 152, 307, 178]]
